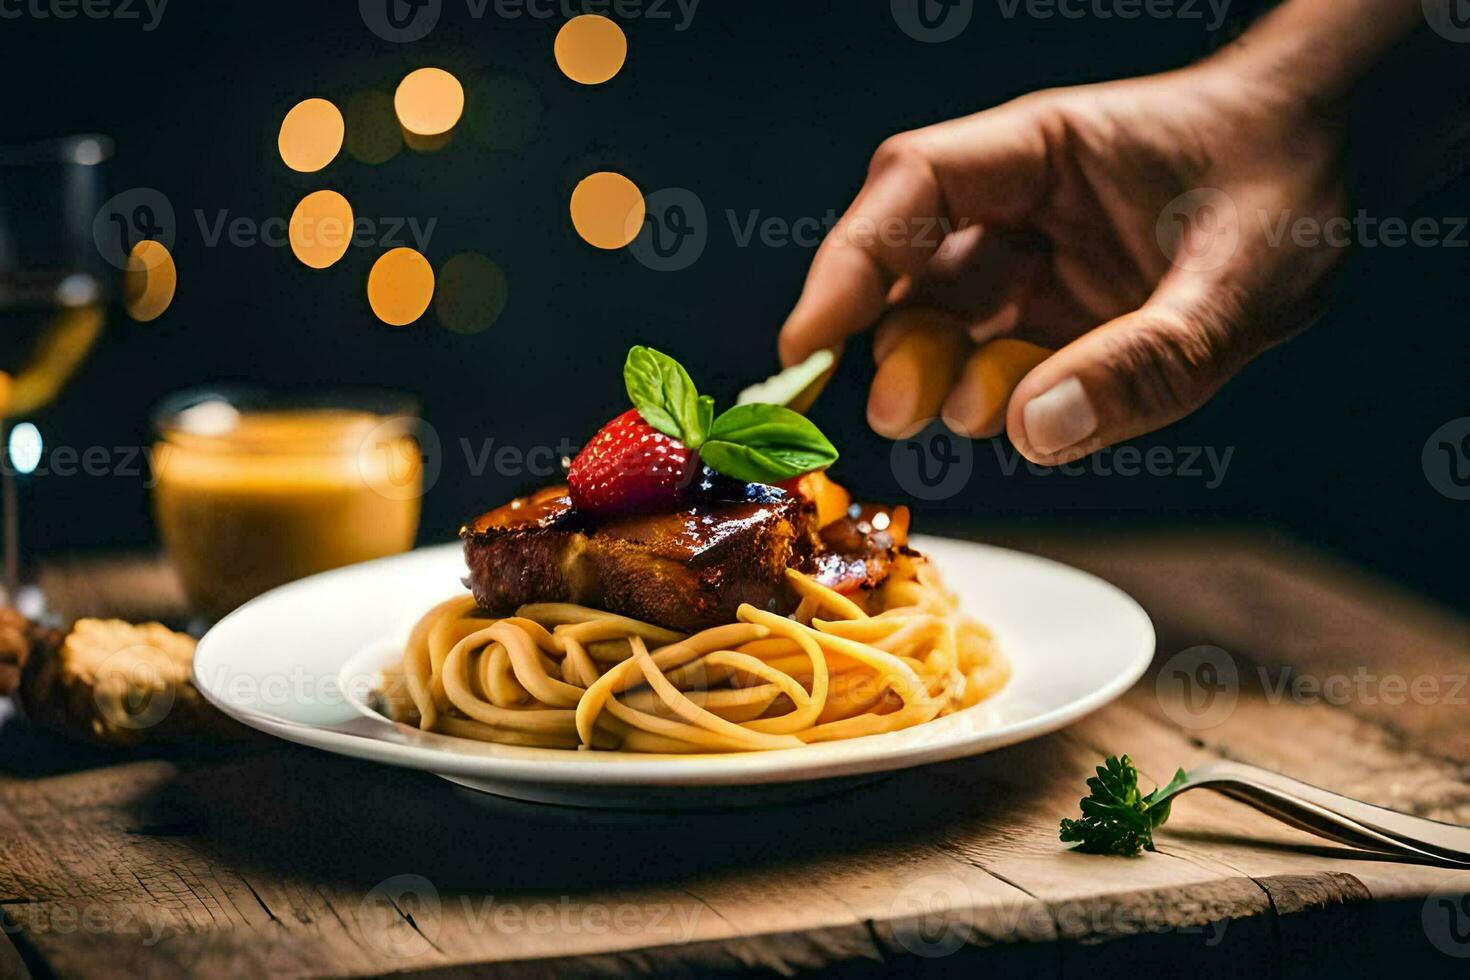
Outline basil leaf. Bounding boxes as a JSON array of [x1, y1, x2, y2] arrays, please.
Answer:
[[624, 346, 705, 446], [696, 395, 714, 441], [701, 403, 839, 483]]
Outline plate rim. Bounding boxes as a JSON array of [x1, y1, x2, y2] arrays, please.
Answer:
[[194, 537, 1155, 787]]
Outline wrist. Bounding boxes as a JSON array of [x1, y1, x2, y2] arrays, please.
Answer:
[[1203, 0, 1424, 108]]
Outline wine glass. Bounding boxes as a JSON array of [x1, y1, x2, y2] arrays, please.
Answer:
[[0, 135, 114, 611]]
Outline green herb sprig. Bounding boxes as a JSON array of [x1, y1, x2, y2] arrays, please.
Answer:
[[1059, 755, 1190, 856], [623, 346, 838, 485]]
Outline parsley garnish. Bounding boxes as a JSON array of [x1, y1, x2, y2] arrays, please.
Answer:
[[1059, 755, 1190, 856]]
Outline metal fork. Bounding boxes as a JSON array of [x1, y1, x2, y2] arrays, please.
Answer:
[[1156, 760, 1470, 866]]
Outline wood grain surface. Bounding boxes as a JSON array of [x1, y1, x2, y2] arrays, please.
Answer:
[[3, 530, 1467, 978]]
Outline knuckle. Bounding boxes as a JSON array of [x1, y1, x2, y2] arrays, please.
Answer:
[[1104, 313, 1225, 421], [869, 132, 927, 176]]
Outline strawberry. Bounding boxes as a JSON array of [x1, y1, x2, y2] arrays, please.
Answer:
[[568, 409, 700, 515]]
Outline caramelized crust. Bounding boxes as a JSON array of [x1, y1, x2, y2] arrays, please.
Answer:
[[462, 483, 818, 632]]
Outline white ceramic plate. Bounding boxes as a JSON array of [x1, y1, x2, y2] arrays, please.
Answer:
[[194, 537, 1153, 808]]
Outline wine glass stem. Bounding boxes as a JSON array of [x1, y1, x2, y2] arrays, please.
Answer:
[[1, 421, 17, 601]]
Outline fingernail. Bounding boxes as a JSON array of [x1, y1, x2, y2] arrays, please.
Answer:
[[1022, 377, 1098, 455], [941, 383, 994, 438]]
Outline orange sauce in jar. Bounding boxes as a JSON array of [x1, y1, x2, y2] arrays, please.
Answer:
[[151, 397, 422, 619]]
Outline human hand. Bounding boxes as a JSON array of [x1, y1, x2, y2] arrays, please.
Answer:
[[778, 51, 1350, 463]]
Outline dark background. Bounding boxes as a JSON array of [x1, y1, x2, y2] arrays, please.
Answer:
[[2, 0, 1465, 607]]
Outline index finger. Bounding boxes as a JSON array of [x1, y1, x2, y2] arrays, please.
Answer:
[[778, 102, 1052, 367], [778, 139, 944, 367]]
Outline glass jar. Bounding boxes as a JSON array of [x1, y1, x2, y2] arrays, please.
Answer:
[[151, 387, 424, 619]]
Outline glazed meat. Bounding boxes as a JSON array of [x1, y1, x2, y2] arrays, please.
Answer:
[[462, 481, 819, 632], [809, 503, 911, 593]]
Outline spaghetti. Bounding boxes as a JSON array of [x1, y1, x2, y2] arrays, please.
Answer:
[[381, 554, 1008, 753]]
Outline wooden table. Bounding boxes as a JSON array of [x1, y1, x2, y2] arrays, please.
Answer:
[[4, 531, 1468, 978]]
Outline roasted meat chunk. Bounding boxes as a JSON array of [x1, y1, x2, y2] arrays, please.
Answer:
[[462, 481, 819, 632]]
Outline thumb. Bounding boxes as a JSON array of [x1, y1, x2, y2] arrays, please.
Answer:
[[1005, 292, 1266, 464]]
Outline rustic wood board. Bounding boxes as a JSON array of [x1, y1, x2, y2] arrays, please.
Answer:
[[2, 533, 1467, 978]]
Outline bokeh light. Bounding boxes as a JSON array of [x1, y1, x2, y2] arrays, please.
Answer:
[[289, 190, 355, 269], [123, 240, 177, 322], [570, 172, 645, 250], [555, 15, 628, 85], [436, 254, 508, 335], [368, 248, 435, 326], [278, 98, 345, 173], [402, 128, 454, 154], [395, 67, 465, 136], [8, 422, 42, 476], [345, 91, 402, 165], [0, 372, 12, 417]]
